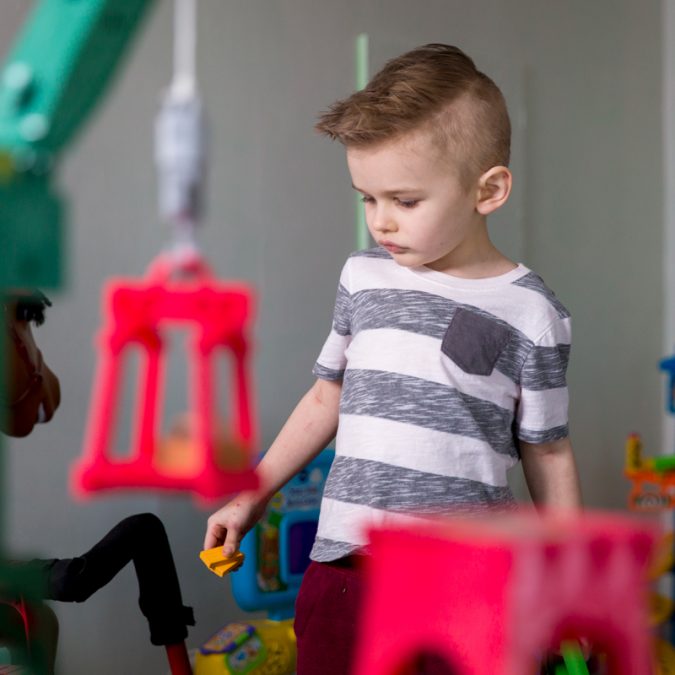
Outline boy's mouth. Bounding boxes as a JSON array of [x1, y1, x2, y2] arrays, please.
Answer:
[[379, 241, 407, 254]]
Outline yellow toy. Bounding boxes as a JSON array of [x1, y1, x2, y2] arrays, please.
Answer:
[[195, 548, 296, 674], [194, 619, 295, 675], [624, 433, 675, 510], [199, 548, 245, 578]]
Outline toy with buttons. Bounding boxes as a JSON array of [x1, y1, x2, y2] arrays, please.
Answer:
[[195, 451, 334, 675], [624, 355, 675, 674]]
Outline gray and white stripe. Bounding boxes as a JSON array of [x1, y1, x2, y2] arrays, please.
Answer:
[[310, 248, 571, 562]]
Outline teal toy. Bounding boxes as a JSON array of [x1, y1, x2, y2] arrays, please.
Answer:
[[0, 0, 155, 288]]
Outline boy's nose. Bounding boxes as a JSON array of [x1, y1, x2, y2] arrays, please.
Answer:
[[372, 212, 397, 233]]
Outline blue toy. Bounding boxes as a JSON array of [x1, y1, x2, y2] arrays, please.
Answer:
[[661, 355, 675, 415], [195, 450, 334, 674]]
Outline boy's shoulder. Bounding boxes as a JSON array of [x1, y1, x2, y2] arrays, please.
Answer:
[[339, 250, 570, 332], [341, 247, 395, 279], [509, 268, 570, 321]]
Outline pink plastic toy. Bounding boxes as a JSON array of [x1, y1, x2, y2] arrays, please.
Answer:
[[71, 253, 259, 502], [353, 510, 659, 675]]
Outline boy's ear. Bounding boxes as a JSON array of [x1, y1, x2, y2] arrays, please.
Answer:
[[475, 166, 512, 215]]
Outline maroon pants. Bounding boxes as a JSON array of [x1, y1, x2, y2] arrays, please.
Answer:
[[294, 560, 453, 675]]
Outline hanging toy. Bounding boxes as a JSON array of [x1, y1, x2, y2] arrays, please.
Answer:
[[71, 0, 258, 503]]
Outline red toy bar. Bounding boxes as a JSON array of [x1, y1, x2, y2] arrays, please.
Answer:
[[71, 253, 259, 502], [354, 509, 658, 675]]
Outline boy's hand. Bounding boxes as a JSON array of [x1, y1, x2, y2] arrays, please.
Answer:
[[204, 491, 268, 557]]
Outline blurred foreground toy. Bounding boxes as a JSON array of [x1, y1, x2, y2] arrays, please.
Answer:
[[0, 0, 156, 290], [71, 254, 258, 503], [70, 0, 259, 504], [194, 451, 333, 675], [194, 620, 295, 675], [353, 509, 658, 675]]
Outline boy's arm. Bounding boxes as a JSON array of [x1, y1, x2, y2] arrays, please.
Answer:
[[519, 437, 583, 509], [204, 377, 341, 554]]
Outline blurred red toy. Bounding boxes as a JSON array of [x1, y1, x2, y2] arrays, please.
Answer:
[[354, 510, 659, 675], [71, 253, 259, 503]]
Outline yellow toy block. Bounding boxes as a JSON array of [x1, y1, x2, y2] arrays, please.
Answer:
[[200, 547, 245, 577]]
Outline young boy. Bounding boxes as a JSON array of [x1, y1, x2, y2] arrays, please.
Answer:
[[204, 43, 582, 674]]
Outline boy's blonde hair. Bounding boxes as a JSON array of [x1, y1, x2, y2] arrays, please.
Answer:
[[315, 44, 511, 185]]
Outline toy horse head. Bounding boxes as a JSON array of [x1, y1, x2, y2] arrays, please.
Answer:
[[1, 291, 60, 437]]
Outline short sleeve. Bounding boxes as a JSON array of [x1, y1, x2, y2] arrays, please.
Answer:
[[515, 317, 572, 444], [312, 259, 353, 381]]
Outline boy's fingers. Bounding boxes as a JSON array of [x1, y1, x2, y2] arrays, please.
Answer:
[[203, 522, 225, 550], [222, 528, 240, 557]]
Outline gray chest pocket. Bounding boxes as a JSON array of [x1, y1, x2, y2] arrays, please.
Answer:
[[441, 308, 510, 376]]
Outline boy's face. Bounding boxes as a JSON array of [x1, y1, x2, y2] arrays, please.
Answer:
[[347, 131, 485, 275]]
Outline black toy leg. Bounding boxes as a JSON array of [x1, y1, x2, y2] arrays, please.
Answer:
[[45, 513, 194, 646]]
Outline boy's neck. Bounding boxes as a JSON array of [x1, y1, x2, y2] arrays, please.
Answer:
[[433, 253, 517, 279], [426, 221, 517, 280]]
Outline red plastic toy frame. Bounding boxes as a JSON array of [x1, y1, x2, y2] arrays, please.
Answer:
[[354, 510, 658, 675], [71, 254, 259, 502]]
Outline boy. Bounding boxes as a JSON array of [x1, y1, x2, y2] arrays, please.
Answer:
[[204, 43, 582, 674]]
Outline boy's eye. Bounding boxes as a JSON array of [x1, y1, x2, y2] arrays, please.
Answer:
[[396, 198, 419, 208], [360, 195, 375, 204]]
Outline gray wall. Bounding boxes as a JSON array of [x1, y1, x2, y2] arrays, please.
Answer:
[[1, 1, 664, 673]]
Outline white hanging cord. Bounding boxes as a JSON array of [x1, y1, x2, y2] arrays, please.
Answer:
[[155, 0, 206, 265], [171, 0, 196, 101]]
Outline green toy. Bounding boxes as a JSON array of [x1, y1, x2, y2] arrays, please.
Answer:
[[0, 0, 155, 288], [553, 641, 590, 675]]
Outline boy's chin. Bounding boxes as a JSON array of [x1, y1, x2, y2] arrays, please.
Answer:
[[390, 254, 425, 269], [382, 248, 415, 263]]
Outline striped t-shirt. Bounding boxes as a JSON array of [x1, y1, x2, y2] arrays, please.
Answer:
[[310, 247, 571, 562]]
